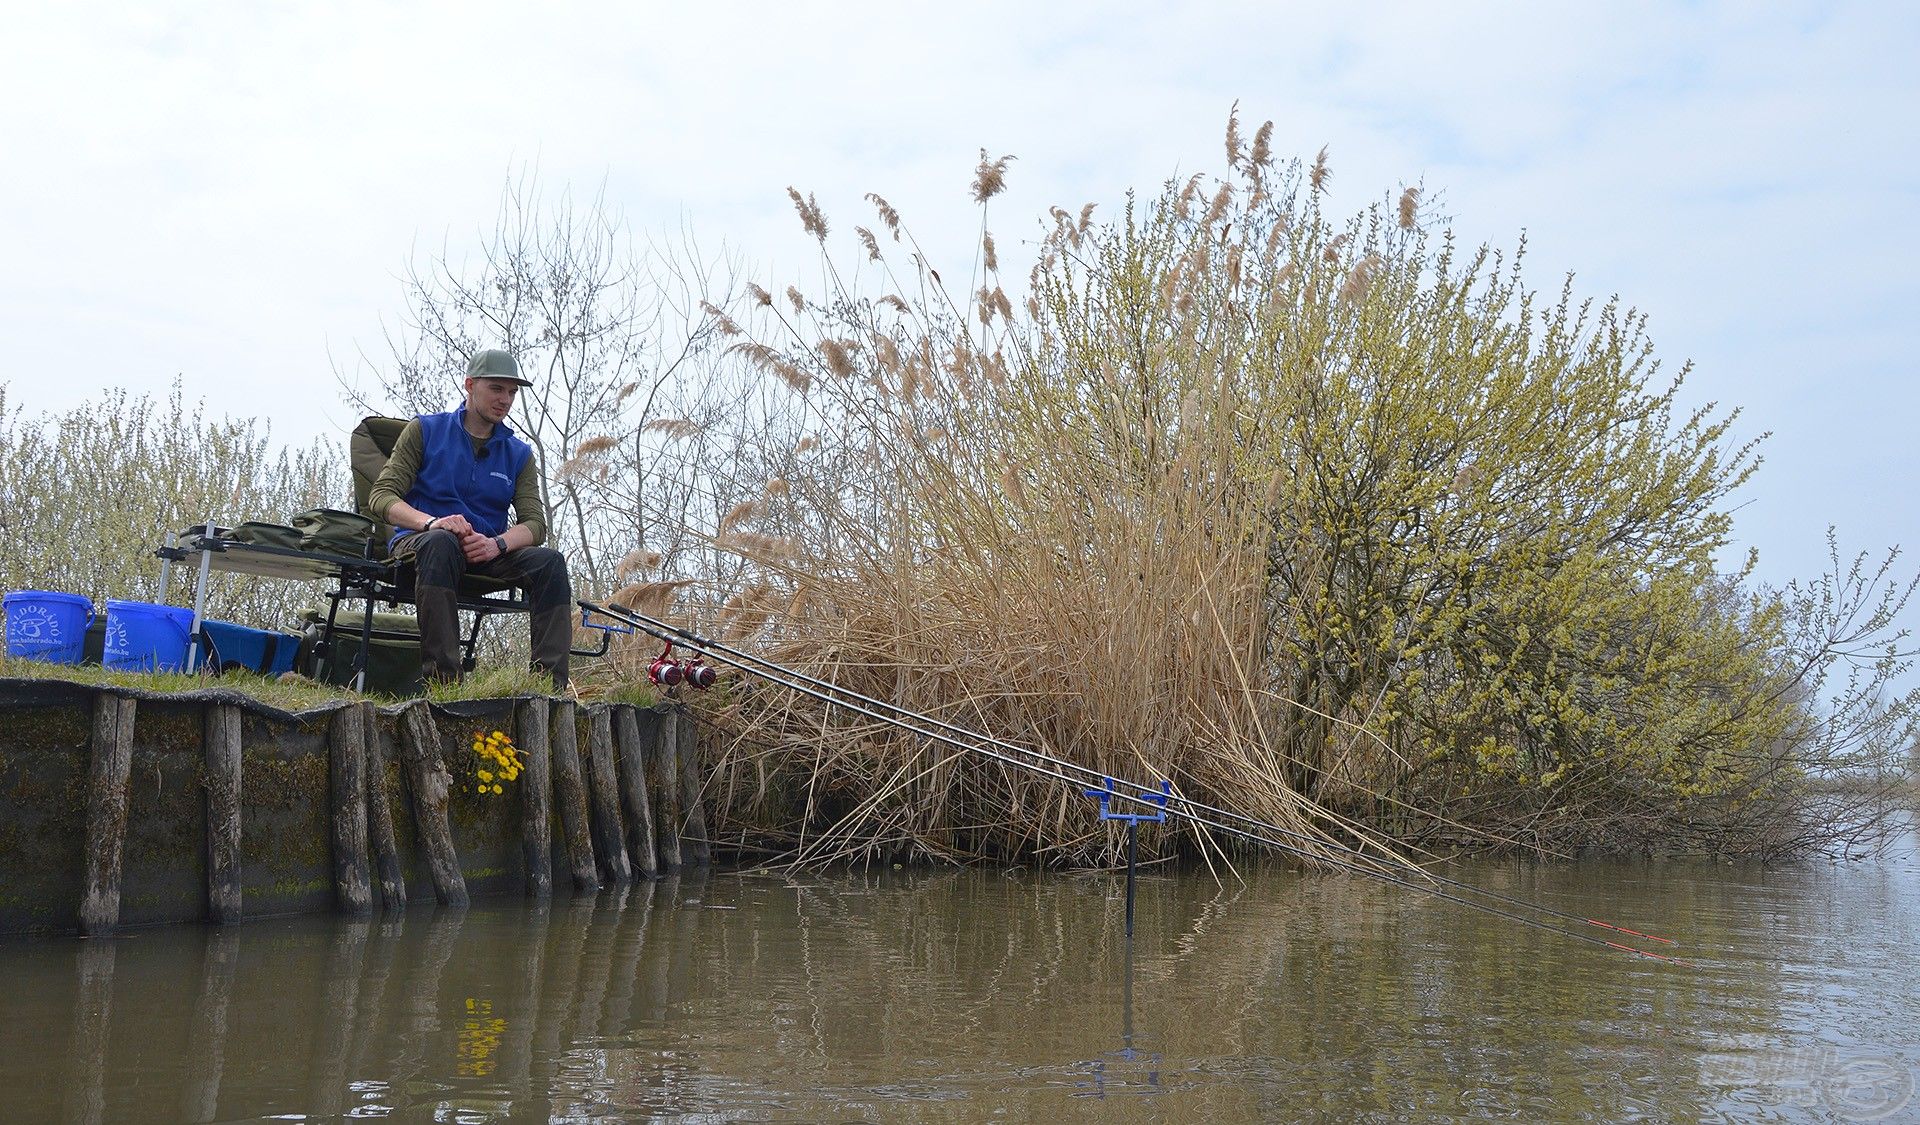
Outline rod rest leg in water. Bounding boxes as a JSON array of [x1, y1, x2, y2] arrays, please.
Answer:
[[1083, 777, 1171, 938]]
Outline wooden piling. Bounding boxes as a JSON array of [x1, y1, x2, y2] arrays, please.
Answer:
[[649, 707, 683, 872], [202, 703, 244, 925], [585, 707, 632, 884], [677, 708, 712, 866], [614, 706, 658, 879], [363, 704, 406, 911], [397, 703, 468, 907], [79, 692, 137, 936], [549, 700, 599, 892], [327, 705, 372, 916], [516, 698, 553, 898]]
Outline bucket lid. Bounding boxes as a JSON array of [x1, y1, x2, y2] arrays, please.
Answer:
[[105, 599, 191, 615], [4, 590, 93, 607]]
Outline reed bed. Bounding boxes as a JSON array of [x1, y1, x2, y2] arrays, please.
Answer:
[[649, 113, 1915, 869]]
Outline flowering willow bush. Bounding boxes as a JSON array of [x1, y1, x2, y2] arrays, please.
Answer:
[[0, 381, 340, 630]]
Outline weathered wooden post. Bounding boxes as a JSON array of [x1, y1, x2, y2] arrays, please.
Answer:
[[398, 702, 468, 907], [362, 704, 406, 911], [549, 700, 600, 892], [202, 702, 244, 925], [677, 708, 712, 866], [79, 692, 137, 936], [649, 707, 683, 872], [327, 704, 372, 917], [585, 706, 632, 884], [516, 698, 553, 898], [614, 706, 658, 878]]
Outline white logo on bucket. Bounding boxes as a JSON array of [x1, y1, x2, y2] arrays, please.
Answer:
[[7, 607, 63, 644], [105, 617, 129, 657]]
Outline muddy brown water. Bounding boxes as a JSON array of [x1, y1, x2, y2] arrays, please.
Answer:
[[3, 834, 1917, 1122]]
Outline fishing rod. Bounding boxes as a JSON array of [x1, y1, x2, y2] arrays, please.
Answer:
[[590, 600, 1681, 949], [631, 605, 1676, 949], [581, 599, 1690, 964]]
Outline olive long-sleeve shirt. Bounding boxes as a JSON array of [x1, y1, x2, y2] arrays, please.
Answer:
[[368, 418, 549, 545]]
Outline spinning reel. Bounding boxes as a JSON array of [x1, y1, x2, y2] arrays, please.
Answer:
[[647, 641, 717, 690]]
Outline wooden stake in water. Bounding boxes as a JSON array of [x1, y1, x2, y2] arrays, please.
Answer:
[[203, 702, 244, 925], [398, 703, 467, 907], [549, 700, 600, 893], [79, 692, 137, 936], [517, 698, 554, 898], [327, 704, 371, 917]]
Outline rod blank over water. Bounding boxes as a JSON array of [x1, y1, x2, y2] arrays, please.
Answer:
[[580, 601, 1690, 964]]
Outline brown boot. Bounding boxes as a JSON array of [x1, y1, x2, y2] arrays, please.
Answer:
[[417, 585, 462, 685]]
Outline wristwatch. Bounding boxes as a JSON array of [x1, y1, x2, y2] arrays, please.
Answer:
[[493, 535, 508, 555]]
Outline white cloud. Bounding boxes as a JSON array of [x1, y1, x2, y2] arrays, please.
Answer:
[[2, 0, 1915, 594]]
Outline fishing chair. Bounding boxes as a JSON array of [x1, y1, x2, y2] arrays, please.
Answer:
[[345, 416, 530, 674]]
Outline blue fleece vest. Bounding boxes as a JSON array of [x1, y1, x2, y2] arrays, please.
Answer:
[[391, 408, 534, 547]]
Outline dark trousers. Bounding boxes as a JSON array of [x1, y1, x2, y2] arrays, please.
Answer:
[[390, 530, 573, 690]]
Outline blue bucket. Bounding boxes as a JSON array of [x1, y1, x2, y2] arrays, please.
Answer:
[[3, 590, 94, 664], [103, 600, 195, 673]]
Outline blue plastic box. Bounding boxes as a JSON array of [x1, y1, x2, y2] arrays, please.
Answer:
[[199, 619, 301, 676]]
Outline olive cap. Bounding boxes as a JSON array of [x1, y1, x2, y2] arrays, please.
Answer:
[[466, 349, 533, 387]]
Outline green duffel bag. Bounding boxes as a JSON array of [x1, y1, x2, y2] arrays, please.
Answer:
[[291, 508, 376, 557], [297, 609, 424, 696], [230, 521, 305, 550]]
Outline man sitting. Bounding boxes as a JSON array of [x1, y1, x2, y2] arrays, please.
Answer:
[[368, 349, 573, 691]]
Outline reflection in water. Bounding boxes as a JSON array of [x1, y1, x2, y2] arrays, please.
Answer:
[[1073, 939, 1164, 1100], [0, 845, 1917, 1121]]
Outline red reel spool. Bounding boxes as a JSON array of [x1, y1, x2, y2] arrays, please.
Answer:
[[647, 641, 684, 686]]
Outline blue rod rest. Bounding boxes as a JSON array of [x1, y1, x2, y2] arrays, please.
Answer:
[[579, 607, 636, 635], [1081, 777, 1171, 824]]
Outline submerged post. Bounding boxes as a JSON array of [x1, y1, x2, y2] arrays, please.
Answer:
[[203, 702, 244, 925], [79, 692, 137, 936]]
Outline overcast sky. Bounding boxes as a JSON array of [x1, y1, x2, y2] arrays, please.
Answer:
[[5, 1, 1916, 608]]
